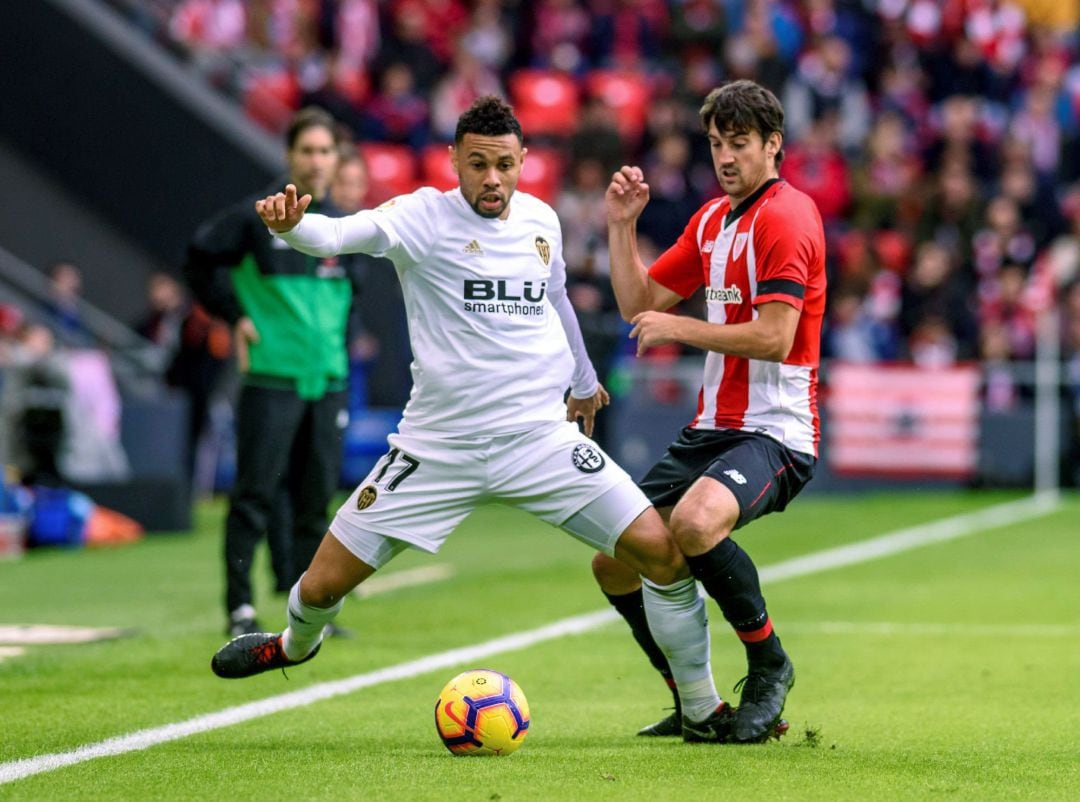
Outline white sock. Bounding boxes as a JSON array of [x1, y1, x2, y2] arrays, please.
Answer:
[[642, 576, 722, 723], [281, 578, 344, 661]]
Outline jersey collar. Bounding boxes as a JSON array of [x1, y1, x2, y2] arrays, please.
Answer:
[[724, 178, 782, 228]]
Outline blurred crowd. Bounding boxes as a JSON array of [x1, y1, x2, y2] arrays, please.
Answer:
[[0, 263, 131, 489], [98, 0, 1080, 480]]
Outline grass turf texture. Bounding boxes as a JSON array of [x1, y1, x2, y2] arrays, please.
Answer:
[[1, 491, 1078, 800]]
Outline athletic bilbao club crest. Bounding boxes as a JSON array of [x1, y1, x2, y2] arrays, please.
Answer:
[[356, 485, 378, 510], [534, 235, 551, 266], [732, 232, 748, 261], [571, 443, 605, 473]]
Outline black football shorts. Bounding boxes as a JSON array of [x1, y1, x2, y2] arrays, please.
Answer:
[[637, 427, 817, 530]]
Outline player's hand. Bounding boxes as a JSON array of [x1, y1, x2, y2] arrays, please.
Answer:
[[605, 166, 650, 225], [233, 316, 260, 373], [566, 385, 611, 437], [629, 311, 681, 357], [254, 184, 312, 233]]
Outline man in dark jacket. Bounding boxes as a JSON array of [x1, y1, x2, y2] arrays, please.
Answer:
[[186, 107, 367, 636]]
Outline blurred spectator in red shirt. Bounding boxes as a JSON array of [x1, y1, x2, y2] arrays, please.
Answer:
[[388, 0, 467, 64], [431, 45, 505, 142], [588, 0, 667, 71], [781, 113, 851, 228], [361, 63, 429, 150], [169, 0, 246, 86], [529, 0, 593, 73], [978, 261, 1037, 359]]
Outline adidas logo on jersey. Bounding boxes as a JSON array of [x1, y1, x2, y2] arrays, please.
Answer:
[[463, 239, 484, 255]]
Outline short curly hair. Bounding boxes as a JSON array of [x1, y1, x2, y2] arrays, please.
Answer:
[[455, 96, 523, 145]]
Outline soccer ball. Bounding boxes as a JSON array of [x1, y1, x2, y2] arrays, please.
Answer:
[[434, 668, 530, 756]]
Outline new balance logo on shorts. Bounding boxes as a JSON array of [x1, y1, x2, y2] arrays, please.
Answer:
[[572, 443, 605, 473], [723, 469, 747, 485]]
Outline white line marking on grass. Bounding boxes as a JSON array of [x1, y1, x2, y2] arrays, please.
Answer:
[[0, 646, 25, 663], [758, 492, 1059, 584], [783, 621, 1080, 637], [0, 610, 617, 785], [353, 564, 454, 598], [0, 625, 132, 645], [0, 492, 1059, 785]]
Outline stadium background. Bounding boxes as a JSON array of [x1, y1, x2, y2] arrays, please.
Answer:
[[0, 0, 1078, 534]]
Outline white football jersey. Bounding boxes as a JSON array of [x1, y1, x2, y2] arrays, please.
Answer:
[[358, 187, 592, 436]]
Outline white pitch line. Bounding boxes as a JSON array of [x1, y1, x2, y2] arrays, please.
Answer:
[[353, 564, 454, 598], [0, 625, 132, 645], [0, 610, 617, 786], [0, 492, 1059, 785], [758, 492, 1058, 584]]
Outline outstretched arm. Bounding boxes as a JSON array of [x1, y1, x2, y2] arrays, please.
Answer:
[[256, 184, 390, 257]]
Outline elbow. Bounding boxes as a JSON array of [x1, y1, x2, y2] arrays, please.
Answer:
[[764, 335, 795, 362], [617, 294, 655, 323]]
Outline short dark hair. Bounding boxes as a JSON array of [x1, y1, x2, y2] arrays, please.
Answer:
[[286, 106, 340, 150], [454, 96, 523, 145], [699, 80, 785, 165]]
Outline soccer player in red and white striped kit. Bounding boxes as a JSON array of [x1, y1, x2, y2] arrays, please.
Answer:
[[597, 80, 826, 743]]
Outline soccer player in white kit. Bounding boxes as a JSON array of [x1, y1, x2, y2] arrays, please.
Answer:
[[210, 97, 740, 742]]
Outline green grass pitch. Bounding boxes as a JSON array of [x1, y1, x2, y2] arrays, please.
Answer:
[[1, 490, 1078, 800]]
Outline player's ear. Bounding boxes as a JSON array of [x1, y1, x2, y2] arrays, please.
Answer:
[[449, 143, 458, 174], [766, 132, 782, 158]]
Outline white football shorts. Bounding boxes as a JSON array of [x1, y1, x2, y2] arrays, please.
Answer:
[[330, 420, 651, 569]]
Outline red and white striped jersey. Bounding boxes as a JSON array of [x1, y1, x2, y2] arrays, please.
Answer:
[[648, 180, 826, 456]]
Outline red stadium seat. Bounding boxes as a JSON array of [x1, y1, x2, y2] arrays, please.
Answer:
[[517, 147, 563, 204], [243, 68, 300, 133], [358, 142, 418, 204], [584, 70, 649, 143], [420, 143, 459, 192], [508, 70, 580, 137]]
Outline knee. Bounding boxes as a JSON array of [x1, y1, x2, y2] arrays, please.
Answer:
[[629, 532, 687, 586], [298, 572, 346, 609], [591, 552, 642, 595], [614, 508, 690, 587], [639, 547, 686, 587], [668, 505, 734, 556]]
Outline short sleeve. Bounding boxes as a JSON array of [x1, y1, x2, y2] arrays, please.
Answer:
[[752, 195, 822, 311]]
